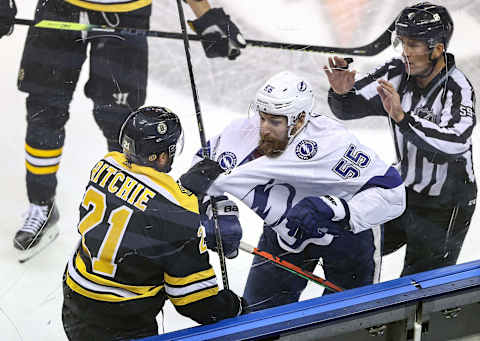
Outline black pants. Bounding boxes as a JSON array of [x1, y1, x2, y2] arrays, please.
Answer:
[[382, 201, 476, 276], [18, 0, 149, 204], [62, 304, 158, 341], [62, 284, 159, 341]]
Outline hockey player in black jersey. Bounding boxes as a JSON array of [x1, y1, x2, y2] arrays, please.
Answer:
[[325, 2, 476, 276], [62, 106, 247, 341], [0, 0, 16, 38], [11, 0, 245, 262]]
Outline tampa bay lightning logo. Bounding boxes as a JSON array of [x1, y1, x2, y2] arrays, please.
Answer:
[[264, 84, 274, 93], [297, 81, 307, 92], [295, 140, 318, 160], [251, 179, 296, 228], [218, 151, 237, 171]]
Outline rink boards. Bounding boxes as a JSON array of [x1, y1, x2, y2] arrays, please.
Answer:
[[139, 259, 480, 341]]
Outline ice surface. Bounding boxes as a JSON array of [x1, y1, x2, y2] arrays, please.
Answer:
[[1, 1, 479, 339]]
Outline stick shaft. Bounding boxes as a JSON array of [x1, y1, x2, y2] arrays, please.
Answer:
[[175, 0, 229, 290], [13, 18, 394, 56], [239, 241, 343, 293]]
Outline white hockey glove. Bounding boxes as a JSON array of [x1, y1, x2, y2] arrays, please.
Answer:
[[201, 196, 242, 259]]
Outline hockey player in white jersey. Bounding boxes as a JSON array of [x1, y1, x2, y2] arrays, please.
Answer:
[[180, 71, 406, 311]]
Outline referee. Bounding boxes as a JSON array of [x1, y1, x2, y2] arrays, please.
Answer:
[[324, 2, 476, 276]]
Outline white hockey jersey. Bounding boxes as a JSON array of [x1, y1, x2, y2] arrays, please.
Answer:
[[194, 114, 406, 252]]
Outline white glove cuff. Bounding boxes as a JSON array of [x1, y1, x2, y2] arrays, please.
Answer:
[[320, 195, 346, 221], [205, 197, 239, 218]]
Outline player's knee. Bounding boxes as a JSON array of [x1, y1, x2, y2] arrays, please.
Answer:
[[26, 94, 70, 129], [92, 103, 133, 149], [85, 78, 146, 111]]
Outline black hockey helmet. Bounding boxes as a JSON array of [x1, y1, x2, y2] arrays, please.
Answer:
[[118, 106, 183, 168], [395, 2, 454, 50]]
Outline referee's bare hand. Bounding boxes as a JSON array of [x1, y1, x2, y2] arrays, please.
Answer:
[[323, 56, 356, 95], [377, 79, 405, 122]]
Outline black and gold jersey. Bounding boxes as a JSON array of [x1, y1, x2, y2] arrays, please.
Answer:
[[64, 0, 152, 12], [65, 152, 227, 324]]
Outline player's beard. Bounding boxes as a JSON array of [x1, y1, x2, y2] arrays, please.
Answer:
[[258, 135, 288, 157]]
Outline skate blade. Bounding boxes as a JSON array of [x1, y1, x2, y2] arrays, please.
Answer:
[[17, 225, 60, 263]]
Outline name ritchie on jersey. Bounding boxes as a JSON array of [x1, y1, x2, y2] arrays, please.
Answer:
[[90, 161, 156, 211]]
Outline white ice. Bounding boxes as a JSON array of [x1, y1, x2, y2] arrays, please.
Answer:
[[1, 1, 479, 339]]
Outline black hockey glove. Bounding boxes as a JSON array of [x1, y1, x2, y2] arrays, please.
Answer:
[[238, 295, 250, 315], [0, 0, 16, 38], [223, 290, 249, 316], [201, 196, 242, 259], [179, 158, 224, 196], [188, 8, 246, 60]]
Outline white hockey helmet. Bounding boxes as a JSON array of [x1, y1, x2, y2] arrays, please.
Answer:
[[254, 71, 314, 141]]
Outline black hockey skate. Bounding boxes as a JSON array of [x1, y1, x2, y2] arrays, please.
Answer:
[[13, 202, 60, 263]]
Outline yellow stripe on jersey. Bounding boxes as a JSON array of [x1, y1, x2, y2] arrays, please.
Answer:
[[74, 252, 156, 295], [107, 152, 199, 214], [25, 143, 62, 157], [169, 287, 219, 306], [66, 272, 164, 302], [164, 268, 216, 286], [65, 0, 151, 13], [66, 273, 128, 302], [25, 161, 59, 175]]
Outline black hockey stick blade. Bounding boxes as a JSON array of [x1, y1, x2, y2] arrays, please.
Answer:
[[13, 18, 395, 56], [246, 20, 395, 56]]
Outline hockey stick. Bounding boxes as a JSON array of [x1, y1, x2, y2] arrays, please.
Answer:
[[239, 241, 343, 293], [387, 115, 402, 165], [175, 0, 230, 290], [12, 18, 395, 56]]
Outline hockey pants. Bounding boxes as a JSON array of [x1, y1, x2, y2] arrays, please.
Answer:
[[18, 0, 149, 204]]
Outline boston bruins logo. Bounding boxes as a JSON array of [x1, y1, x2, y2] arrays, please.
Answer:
[[157, 122, 168, 134]]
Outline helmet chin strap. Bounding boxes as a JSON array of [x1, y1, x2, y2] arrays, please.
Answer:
[[287, 114, 308, 145]]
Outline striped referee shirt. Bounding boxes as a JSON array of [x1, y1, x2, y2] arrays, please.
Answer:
[[329, 53, 476, 208]]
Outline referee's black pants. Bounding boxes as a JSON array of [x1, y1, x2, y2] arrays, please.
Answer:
[[382, 200, 476, 276]]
